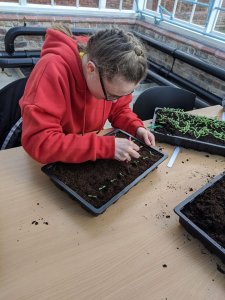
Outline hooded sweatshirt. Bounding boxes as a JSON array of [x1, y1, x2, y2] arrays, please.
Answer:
[[19, 29, 144, 164]]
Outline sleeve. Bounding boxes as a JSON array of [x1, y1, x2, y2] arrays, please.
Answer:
[[21, 105, 115, 164], [20, 62, 115, 164], [108, 95, 144, 136]]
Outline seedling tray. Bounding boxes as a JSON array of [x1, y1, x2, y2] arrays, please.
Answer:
[[151, 108, 225, 156], [174, 172, 225, 263], [42, 129, 167, 215]]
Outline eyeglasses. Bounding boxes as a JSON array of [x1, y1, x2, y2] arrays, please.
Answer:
[[98, 67, 134, 101]]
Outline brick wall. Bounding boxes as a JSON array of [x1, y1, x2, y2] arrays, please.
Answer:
[[0, 0, 17, 2], [106, 0, 120, 9], [0, 13, 224, 99], [134, 21, 225, 99], [27, 0, 51, 4]]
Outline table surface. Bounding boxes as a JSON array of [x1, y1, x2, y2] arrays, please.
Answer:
[[1, 106, 225, 300]]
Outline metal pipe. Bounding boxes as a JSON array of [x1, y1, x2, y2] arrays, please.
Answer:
[[147, 70, 177, 87], [134, 31, 225, 81], [174, 50, 225, 81], [148, 60, 222, 106], [0, 50, 41, 58], [0, 56, 209, 108], [0, 57, 39, 68], [146, 70, 210, 108], [5, 27, 225, 82], [4, 26, 96, 54]]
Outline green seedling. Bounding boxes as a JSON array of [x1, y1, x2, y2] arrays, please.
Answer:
[[88, 195, 98, 199], [156, 108, 225, 142], [99, 185, 106, 191]]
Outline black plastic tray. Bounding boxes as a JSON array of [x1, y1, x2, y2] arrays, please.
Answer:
[[152, 108, 225, 157], [42, 129, 167, 215], [174, 172, 225, 263]]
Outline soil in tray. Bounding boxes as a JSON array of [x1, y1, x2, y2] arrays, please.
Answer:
[[46, 132, 163, 208], [182, 176, 225, 249], [154, 108, 225, 147]]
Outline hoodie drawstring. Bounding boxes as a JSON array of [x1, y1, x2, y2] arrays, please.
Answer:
[[82, 89, 86, 136], [97, 100, 106, 134]]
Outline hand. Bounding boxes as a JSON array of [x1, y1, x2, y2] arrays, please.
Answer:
[[136, 127, 155, 147], [115, 138, 140, 162]]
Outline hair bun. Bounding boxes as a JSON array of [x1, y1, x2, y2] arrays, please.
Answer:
[[134, 47, 143, 56]]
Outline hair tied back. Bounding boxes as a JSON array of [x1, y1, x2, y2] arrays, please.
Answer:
[[134, 47, 143, 57]]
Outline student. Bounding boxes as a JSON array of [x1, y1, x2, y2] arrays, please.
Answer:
[[20, 25, 155, 164]]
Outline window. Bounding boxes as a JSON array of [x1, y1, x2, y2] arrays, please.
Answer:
[[142, 0, 225, 42]]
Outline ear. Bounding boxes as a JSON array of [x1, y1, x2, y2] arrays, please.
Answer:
[[86, 60, 96, 75]]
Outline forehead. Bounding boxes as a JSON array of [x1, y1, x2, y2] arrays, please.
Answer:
[[105, 76, 138, 96]]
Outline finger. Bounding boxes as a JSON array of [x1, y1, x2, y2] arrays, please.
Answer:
[[143, 131, 155, 147], [148, 132, 155, 146], [131, 142, 140, 152], [128, 148, 140, 159], [123, 153, 131, 162], [141, 131, 151, 146]]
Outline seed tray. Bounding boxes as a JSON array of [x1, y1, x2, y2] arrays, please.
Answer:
[[42, 129, 167, 215], [151, 108, 225, 157]]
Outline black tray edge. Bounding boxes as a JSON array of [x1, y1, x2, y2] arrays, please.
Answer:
[[42, 129, 168, 215], [174, 171, 225, 264], [151, 108, 225, 157]]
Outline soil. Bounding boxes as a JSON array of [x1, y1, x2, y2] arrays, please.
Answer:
[[154, 108, 225, 147], [182, 175, 225, 249], [44, 130, 164, 209]]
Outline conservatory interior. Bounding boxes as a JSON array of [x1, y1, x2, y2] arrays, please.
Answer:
[[0, 1, 225, 299]]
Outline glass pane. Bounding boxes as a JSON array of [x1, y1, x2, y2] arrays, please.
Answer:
[[54, 0, 76, 5], [197, 0, 210, 3], [175, 0, 193, 22], [192, 6, 208, 26], [106, 0, 120, 9], [146, 0, 159, 11], [222, 0, 225, 8], [79, 0, 98, 8], [122, 0, 133, 10], [215, 11, 225, 34], [160, 0, 175, 13]]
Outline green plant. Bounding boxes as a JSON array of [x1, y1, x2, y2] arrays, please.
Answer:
[[155, 108, 225, 142]]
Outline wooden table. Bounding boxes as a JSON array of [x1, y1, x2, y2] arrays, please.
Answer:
[[1, 106, 225, 300]]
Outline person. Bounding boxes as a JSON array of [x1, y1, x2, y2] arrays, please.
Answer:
[[19, 24, 155, 164]]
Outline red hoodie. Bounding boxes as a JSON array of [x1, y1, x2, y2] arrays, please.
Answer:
[[19, 29, 144, 164]]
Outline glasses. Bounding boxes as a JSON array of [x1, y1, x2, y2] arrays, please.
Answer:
[[98, 68, 134, 101]]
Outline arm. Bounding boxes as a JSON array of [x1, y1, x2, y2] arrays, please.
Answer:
[[109, 96, 155, 147], [108, 95, 144, 136], [20, 61, 115, 164], [21, 104, 115, 164]]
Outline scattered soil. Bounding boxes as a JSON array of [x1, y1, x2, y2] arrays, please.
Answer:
[[182, 175, 225, 249], [43, 130, 164, 209]]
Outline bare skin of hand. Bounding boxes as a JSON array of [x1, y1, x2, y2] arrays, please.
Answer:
[[115, 138, 140, 162], [136, 127, 155, 147]]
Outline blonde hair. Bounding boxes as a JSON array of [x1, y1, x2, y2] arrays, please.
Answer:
[[86, 28, 147, 83], [52, 25, 147, 83], [51, 23, 73, 37]]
